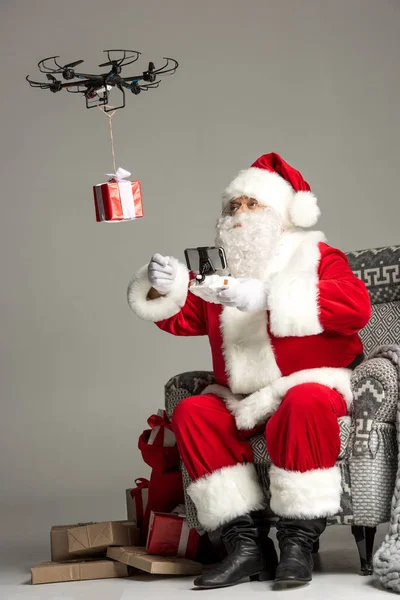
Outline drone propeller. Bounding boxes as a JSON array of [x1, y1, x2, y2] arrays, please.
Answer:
[[37, 56, 87, 82], [64, 59, 84, 69]]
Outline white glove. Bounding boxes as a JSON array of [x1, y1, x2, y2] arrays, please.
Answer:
[[216, 278, 270, 312], [148, 253, 178, 294]]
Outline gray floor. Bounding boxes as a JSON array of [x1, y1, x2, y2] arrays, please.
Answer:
[[0, 525, 392, 600]]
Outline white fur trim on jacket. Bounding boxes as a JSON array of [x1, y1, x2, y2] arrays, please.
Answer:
[[187, 463, 265, 531], [269, 465, 342, 518], [209, 367, 353, 430], [220, 308, 282, 395], [268, 230, 326, 337], [127, 262, 189, 322]]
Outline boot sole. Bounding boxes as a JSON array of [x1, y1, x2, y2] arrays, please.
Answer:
[[274, 578, 311, 590], [194, 571, 275, 589]]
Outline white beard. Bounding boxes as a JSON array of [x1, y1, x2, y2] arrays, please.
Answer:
[[215, 209, 283, 279]]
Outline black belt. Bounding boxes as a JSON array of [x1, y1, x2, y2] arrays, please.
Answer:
[[346, 353, 365, 370]]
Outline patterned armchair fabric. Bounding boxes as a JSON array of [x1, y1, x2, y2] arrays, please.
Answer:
[[164, 246, 400, 532]]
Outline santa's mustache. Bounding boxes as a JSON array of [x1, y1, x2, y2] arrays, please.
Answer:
[[216, 208, 280, 233]]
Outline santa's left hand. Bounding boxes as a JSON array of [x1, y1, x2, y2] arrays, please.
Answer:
[[216, 278, 269, 312]]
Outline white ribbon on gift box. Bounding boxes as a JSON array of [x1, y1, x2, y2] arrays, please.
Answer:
[[177, 518, 191, 558], [105, 167, 136, 220]]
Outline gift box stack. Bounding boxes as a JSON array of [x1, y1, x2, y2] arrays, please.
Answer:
[[30, 409, 206, 585], [31, 520, 141, 584], [117, 409, 203, 576]]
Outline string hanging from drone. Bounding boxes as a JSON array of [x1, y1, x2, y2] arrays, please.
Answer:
[[26, 49, 178, 222], [99, 105, 118, 175]]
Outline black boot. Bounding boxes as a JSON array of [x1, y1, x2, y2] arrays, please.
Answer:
[[193, 513, 278, 589], [274, 518, 327, 588], [252, 511, 278, 578]]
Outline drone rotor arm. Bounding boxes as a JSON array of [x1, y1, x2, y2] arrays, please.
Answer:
[[120, 74, 143, 83], [61, 79, 96, 89], [70, 72, 106, 80]]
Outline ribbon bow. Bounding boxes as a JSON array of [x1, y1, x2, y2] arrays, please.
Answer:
[[130, 477, 149, 497], [147, 412, 173, 431], [106, 167, 131, 182]]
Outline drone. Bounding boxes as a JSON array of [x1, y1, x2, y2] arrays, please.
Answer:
[[26, 49, 178, 112]]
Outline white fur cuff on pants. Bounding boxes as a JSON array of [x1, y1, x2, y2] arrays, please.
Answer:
[[269, 465, 342, 519], [187, 463, 265, 531]]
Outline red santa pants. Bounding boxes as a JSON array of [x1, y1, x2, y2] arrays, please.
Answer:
[[171, 383, 348, 531]]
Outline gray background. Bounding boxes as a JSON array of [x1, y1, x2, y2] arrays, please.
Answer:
[[0, 0, 399, 553]]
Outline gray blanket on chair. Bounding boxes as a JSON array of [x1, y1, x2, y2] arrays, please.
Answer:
[[372, 345, 400, 592]]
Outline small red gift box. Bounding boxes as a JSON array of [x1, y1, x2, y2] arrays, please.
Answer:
[[146, 511, 200, 561], [93, 167, 143, 222], [126, 478, 149, 530]]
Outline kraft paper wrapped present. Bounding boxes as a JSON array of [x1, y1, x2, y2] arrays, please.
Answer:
[[31, 559, 129, 585], [126, 478, 149, 530], [67, 521, 140, 555], [51, 521, 139, 561], [146, 511, 199, 561], [51, 522, 98, 562], [107, 545, 202, 576], [93, 167, 143, 222]]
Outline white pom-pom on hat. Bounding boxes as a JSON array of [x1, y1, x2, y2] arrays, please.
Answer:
[[289, 191, 320, 228]]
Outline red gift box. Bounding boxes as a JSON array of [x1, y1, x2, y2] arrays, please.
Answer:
[[126, 478, 149, 530], [146, 511, 199, 561], [93, 167, 143, 222]]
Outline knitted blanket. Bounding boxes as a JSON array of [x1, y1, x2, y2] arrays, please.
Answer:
[[372, 345, 400, 592]]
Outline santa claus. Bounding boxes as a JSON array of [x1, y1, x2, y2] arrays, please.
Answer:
[[127, 153, 371, 589]]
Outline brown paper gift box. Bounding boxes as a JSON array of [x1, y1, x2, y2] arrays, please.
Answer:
[[107, 545, 202, 576], [67, 521, 140, 555], [31, 559, 129, 585], [51, 521, 139, 561]]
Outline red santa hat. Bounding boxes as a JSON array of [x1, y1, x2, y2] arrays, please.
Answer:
[[222, 152, 320, 229]]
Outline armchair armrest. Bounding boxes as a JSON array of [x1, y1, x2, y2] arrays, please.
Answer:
[[350, 357, 398, 457], [164, 371, 215, 420]]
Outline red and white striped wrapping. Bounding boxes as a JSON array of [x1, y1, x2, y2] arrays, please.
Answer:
[[146, 511, 200, 561], [147, 409, 176, 447], [126, 478, 149, 527], [93, 167, 143, 222]]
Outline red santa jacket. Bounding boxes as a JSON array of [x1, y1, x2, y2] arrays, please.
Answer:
[[128, 230, 371, 422]]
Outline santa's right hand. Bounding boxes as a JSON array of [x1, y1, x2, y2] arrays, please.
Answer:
[[148, 253, 178, 294]]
